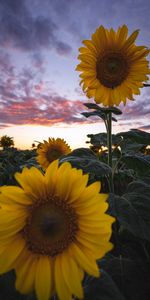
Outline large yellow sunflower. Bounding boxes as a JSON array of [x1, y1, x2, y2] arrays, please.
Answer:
[[36, 138, 71, 169], [0, 160, 114, 300], [76, 24, 150, 106]]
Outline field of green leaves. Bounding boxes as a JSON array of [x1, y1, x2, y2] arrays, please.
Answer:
[[0, 126, 150, 300]]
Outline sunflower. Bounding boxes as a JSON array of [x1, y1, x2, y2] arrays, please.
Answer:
[[0, 160, 114, 300], [76, 24, 150, 106], [36, 138, 71, 169]]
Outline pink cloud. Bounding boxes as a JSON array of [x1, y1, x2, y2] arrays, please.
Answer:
[[0, 50, 149, 130]]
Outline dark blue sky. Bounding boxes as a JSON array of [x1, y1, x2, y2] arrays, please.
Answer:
[[0, 0, 150, 148]]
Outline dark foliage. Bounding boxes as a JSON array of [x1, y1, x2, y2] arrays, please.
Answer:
[[0, 130, 150, 300]]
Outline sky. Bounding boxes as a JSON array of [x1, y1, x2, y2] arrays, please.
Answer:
[[0, 0, 150, 149]]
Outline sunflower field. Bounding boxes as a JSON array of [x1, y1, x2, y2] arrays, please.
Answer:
[[0, 24, 150, 300]]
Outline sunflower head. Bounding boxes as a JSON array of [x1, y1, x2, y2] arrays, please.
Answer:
[[76, 24, 150, 106], [36, 137, 71, 169], [0, 160, 115, 300]]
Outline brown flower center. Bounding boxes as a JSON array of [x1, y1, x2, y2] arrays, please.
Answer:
[[46, 147, 62, 163], [96, 52, 129, 88], [22, 197, 78, 256]]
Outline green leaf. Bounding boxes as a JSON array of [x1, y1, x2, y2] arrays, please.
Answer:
[[87, 133, 121, 147], [0, 148, 37, 186], [125, 180, 150, 221], [143, 83, 150, 87], [121, 154, 150, 176], [120, 139, 145, 154], [100, 254, 150, 300], [84, 103, 101, 110], [100, 106, 122, 115], [64, 147, 97, 158], [117, 129, 150, 145], [82, 111, 117, 122], [113, 169, 134, 195], [140, 171, 150, 185], [60, 148, 111, 177], [83, 270, 125, 300], [83, 103, 122, 115], [109, 180, 150, 241], [83, 102, 122, 117], [82, 110, 106, 120]]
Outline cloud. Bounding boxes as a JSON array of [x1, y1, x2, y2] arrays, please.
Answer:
[[0, 94, 91, 127], [138, 124, 150, 131], [111, 90, 150, 132], [0, 52, 93, 127], [0, 123, 11, 130], [0, 50, 15, 76], [30, 53, 46, 71], [121, 89, 150, 119], [0, 0, 72, 55], [47, 0, 150, 46]]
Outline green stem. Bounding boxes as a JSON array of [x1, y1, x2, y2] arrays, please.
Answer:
[[107, 112, 112, 167], [107, 112, 114, 193], [142, 242, 150, 260]]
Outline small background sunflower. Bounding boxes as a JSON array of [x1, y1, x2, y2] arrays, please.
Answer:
[[36, 138, 71, 169]]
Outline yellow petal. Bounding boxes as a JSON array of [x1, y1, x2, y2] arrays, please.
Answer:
[[86, 88, 96, 98], [0, 186, 32, 205], [123, 29, 139, 50], [68, 171, 89, 203], [15, 167, 46, 200], [78, 46, 90, 54], [35, 256, 52, 300], [82, 40, 98, 55], [45, 159, 59, 195], [61, 252, 84, 299], [0, 210, 27, 240], [117, 24, 128, 47], [77, 201, 108, 216], [54, 255, 72, 300], [78, 53, 97, 64], [97, 25, 108, 50], [15, 251, 37, 294], [76, 63, 93, 71], [69, 243, 99, 277], [92, 28, 103, 51], [55, 162, 73, 201], [108, 27, 116, 48], [79, 70, 96, 79], [0, 236, 25, 274]]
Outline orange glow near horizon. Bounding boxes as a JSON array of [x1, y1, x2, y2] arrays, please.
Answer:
[[0, 123, 106, 150], [0, 121, 149, 150]]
